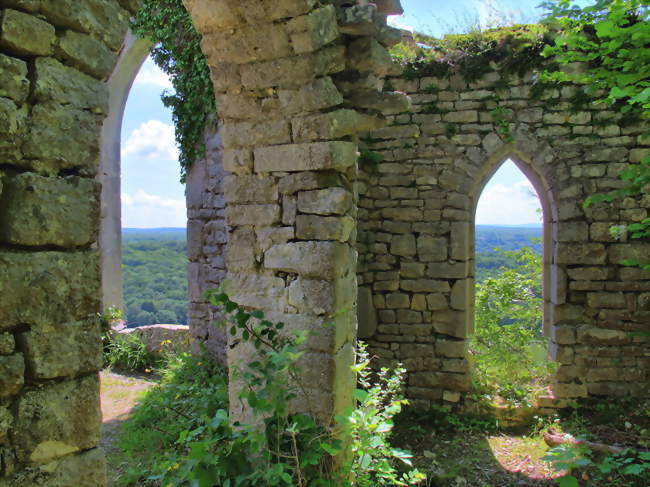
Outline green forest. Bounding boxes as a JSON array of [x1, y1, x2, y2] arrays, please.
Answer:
[[121, 225, 542, 327]]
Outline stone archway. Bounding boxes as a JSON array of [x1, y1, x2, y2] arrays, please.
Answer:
[[0, 1, 406, 484]]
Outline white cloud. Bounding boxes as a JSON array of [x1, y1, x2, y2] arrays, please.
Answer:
[[121, 190, 186, 228], [122, 120, 178, 161], [387, 14, 416, 32], [476, 179, 542, 225], [134, 61, 173, 90]]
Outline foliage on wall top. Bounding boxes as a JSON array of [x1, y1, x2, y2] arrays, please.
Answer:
[[132, 0, 216, 182]]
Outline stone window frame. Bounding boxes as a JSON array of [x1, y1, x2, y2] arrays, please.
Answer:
[[99, 31, 153, 311]]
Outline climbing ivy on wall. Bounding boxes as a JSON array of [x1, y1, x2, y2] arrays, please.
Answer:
[[132, 0, 216, 182], [541, 0, 650, 265]]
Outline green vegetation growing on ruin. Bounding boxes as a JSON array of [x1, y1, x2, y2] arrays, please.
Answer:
[[132, 0, 215, 182], [390, 24, 556, 82]]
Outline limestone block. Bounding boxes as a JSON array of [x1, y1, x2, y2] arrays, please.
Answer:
[[288, 274, 354, 315], [292, 109, 383, 142], [14, 375, 101, 463], [0, 332, 15, 354], [239, 44, 346, 90], [443, 111, 478, 123], [56, 30, 117, 79], [586, 292, 626, 309], [278, 76, 343, 114], [0, 97, 27, 161], [347, 89, 412, 114], [426, 293, 448, 311], [223, 149, 253, 174], [437, 372, 471, 391], [0, 353, 24, 398], [286, 5, 339, 54], [552, 325, 577, 345], [409, 372, 439, 388], [0, 251, 100, 330], [577, 325, 630, 345], [0, 53, 28, 102], [608, 243, 650, 265], [357, 286, 378, 339], [255, 227, 294, 254], [553, 382, 587, 399], [391, 234, 416, 256], [33, 58, 107, 112], [435, 339, 466, 358], [224, 175, 278, 203], [402, 279, 450, 293], [386, 293, 410, 309], [400, 262, 425, 278], [23, 103, 103, 173], [225, 228, 257, 271], [297, 187, 352, 215], [566, 266, 611, 281], [556, 243, 606, 265], [450, 279, 469, 311], [426, 261, 467, 279], [39, 0, 130, 50], [0, 9, 55, 56], [227, 273, 287, 312], [417, 235, 446, 262], [432, 310, 466, 338], [254, 141, 356, 172], [225, 204, 281, 226], [450, 221, 469, 260], [556, 222, 589, 242], [348, 37, 394, 77], [296, 214, 354, 241], [120, 325, 191, 357], [279, 171, 340, 195], [18, 320, 102, 379], [202, 22, 292, 64], [221, 119, 291, 149], [265, 241, 355, 279], [0, 173, 99, 247]]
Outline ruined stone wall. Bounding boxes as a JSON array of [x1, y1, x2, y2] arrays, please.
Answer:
[[358, 67, 650, 408], [0, 1, 134, 485]]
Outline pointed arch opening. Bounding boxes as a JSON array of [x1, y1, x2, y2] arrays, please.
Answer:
[[468, 147, 558, 404]]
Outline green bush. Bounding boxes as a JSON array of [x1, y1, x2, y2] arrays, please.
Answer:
[[114, 292, 424, 486], [470, 246, 556, 404], [104, 332, 158, 372]]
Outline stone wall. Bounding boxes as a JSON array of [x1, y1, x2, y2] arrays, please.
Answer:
[[357, 61, 650, 408], [0, 1, 134, 484]]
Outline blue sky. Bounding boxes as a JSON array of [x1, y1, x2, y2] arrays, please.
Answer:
[[121, 0, 563, 228]]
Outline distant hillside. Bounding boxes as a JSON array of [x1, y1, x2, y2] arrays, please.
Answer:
[[121, 225, 543, 325]]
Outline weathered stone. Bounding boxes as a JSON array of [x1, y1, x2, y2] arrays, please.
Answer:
[[391, 233, 416, 257], [297, 187, 353, 215], [254, 141, 356, 172], [348, 37, 394, 77], [0, 332, 15, 354], [56, 30, 117, 79], [224, 175, 278, 203], [0, 9, 55, 56], [0, 173, 99, 247], [0, 251, 99, 330], [226, 228, 257, 271], [286, 5, 339, 54], [417, 235, 447, 262], [18, 319, 102, 379], [33, 58, 107, 112], [222, 119, 291, 148], [265, 241, 355, 279], [426, 261, 467, 279], [23, 103, 103, 173], [0, 353, 24, 398], [225, 204, 281, 226], [14, 375, 101, 463], [432, 310, 466, 338], [357, 286, 377, 339], [278, 76, 343, 114], [228, 273, 287, 312], [577, 326, 630, 345], [0, 53, 28, 102], [296, 214, 355, 241], [292, 109, 383, 142]]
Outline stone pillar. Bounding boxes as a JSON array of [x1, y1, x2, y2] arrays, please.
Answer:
[[184, 0, 405, 422], [0, 1, 132, 485]]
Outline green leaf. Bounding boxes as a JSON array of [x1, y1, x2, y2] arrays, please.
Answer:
[[557, 475, 579, 487]]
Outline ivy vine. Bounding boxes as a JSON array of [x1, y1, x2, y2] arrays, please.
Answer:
[[131, 0, 216, 182]]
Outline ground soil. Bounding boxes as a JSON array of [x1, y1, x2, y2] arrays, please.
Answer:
[[100, 369, 157, 486]]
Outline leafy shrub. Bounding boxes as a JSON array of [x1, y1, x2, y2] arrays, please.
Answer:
[[470, 246, 556, 404], [114, 291, 424, 486], [104, 332, 158, 372]]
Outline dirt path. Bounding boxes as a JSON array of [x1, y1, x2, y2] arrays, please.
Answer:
[[100, 370, 156, 485]]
